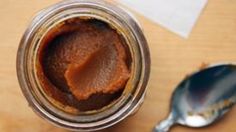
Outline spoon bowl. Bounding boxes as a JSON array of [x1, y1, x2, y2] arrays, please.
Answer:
[[154, 64, 236, 132]]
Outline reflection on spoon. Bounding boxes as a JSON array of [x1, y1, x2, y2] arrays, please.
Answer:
[[154, 64, 236, 132]]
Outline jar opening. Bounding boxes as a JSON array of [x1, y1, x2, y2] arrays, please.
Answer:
[[36, 17, 133, 113]]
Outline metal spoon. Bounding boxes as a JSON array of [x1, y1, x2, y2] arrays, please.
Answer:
[[154, 64, 236, 132]]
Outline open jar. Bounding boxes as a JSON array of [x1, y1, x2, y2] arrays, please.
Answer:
[[17, 0, 150, 131]]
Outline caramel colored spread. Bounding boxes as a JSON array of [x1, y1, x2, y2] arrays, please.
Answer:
[[37, 18, 130, 111]]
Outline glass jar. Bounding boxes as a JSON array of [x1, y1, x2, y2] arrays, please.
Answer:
[[16, 0, 150, 131]]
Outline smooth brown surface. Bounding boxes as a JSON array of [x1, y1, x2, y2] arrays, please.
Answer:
[[38, 18, 130, 111], [1, 0, 236, 132]]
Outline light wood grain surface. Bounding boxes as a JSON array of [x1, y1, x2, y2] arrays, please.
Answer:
[[1, 0, 236, 132]]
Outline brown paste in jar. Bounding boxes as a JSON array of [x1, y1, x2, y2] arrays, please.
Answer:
[[37, 18, 131, 112]]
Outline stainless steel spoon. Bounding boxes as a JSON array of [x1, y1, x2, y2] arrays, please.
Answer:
[[154, 64, 236, 132]]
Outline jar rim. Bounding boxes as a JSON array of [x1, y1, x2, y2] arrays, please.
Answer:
[[17, 0, 150, 131]]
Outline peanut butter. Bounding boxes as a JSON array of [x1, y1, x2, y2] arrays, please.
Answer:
[[37, 18, 130, 111]]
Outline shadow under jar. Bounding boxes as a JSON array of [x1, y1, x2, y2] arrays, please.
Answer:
[[17, 0, 150, 131]]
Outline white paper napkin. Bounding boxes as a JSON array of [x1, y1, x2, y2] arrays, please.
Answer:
[[119, 0, 208, 38]]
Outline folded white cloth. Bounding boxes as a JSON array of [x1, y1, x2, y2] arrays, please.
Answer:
[[119, 0, 208, 38]]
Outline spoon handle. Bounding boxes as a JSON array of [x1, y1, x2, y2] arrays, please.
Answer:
[[153, 113, 177, 132]]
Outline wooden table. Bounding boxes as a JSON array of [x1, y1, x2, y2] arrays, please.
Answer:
[[1, 0, 236, 131]]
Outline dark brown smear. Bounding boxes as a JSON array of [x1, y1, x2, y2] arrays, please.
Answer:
[[37, 18, 130, 111]]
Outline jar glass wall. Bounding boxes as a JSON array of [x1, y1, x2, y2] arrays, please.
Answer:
[[17, 0, 150, 131]]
